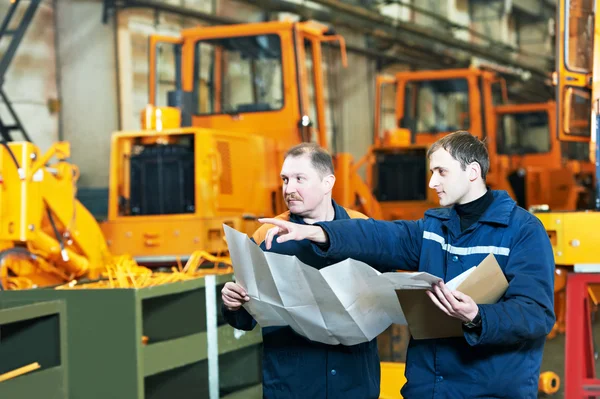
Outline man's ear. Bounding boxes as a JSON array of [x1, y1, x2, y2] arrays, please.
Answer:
[[323, 174, 336, 191], [468, 162, 482, 182]]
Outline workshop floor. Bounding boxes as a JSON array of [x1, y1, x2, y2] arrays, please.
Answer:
[[539, 313, 600, 398], [539, 332, 567, 398]]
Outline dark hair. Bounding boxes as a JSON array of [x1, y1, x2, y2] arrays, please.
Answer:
[[426, 131, 489, 180], [285, 142, 334, 178]]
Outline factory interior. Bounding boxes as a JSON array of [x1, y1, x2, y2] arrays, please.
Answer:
[[0, 0, 599, 398]]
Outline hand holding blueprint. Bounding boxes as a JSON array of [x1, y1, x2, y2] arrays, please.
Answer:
[[223, 225, 508, 344]]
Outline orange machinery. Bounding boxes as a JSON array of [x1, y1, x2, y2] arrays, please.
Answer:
[[99, 20, 381, 264], [0, 141, 110, 289], [493, 101, 594, 212], [366, 67, 506, 221], [361, 67, 590, 222], [0, 140, 202, 291], [0, 19, 377, 288], [0, 0, 120, 289]]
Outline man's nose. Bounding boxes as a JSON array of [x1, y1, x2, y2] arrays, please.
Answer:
[[429, 174, 438, 189], [285, 181, 296, 194]]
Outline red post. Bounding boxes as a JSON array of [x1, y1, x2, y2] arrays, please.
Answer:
[[565, 273, 600, 398]]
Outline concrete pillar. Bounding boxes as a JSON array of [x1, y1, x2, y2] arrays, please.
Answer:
[[56, 0, 118, 188], [334, 28, 376, 174]]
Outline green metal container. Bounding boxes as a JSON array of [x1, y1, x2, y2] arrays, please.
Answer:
[[0, 300, 68, 399], [1, 273, 262, 399]]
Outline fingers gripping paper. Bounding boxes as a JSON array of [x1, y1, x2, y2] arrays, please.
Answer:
[[223, 225, 508, 344]]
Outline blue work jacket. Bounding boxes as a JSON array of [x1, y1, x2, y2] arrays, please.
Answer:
[[222, 200, 381, 399], [314, 190, 555, 399]]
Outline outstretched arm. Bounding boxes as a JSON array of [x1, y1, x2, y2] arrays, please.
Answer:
[[258, 217, 423, 271]]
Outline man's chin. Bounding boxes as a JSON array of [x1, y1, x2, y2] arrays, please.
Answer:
[[287, 203, 304, 212]]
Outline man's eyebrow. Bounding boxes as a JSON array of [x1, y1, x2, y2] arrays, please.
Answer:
[[429, 166, 445, 172]]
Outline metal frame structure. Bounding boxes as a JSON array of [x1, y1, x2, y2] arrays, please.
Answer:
[[0, 0, 40, 142], [103, 0, 455, 70], [102, 0, 552, 79]]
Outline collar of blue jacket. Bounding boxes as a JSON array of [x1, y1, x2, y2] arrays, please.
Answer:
[[287, 199, 349, 225]]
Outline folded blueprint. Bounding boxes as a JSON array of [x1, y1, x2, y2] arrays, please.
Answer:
[[223, 225, 506, 344]]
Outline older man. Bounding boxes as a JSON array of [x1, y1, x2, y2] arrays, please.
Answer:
[[221, 142, 382, 399]]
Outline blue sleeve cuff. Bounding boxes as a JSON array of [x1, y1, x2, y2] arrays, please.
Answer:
[[221, 302, 256, 331], [464, 306, 487, 346], [312, 221, 336, 257]]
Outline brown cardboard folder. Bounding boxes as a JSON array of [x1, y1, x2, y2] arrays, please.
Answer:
[[396, 253, 509, 340]]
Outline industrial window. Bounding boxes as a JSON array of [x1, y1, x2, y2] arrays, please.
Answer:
[[491, 81, 506, 106], [303, 39, 319, 133], [563, 87, 591, 137], [565, 0, 594, 73], [562, 141, 591, 161], [402, 79, 470, 134], [497, 111, 551, 155], [378, 82, 397, 138], [193, 34, 284, 115], [154, 42, 181, 108]]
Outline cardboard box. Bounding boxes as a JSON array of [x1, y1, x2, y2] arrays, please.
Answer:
[[396, 253, 509, 340]]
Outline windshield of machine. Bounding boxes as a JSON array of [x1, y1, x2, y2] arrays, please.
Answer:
[[565, 0, 594, 73], [194, 34, 284, 115], [497, 111, 551, 155], [402, 79, 469, 134]]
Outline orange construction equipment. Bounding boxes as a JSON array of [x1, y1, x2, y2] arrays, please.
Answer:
[[0, 141, 111, 289], [366, 68, 591, 223], [100, 20, 380, 264], [367, 68, 502, 220], [0, 19, 385, 289], [494, 101, 594, 211], [0, 139, 233, 290]]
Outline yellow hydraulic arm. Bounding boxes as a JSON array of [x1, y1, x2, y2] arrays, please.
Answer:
[[0, 141, 110, 289]]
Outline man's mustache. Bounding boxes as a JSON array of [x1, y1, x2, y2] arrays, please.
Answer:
[[286, 194, 302, 201]]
